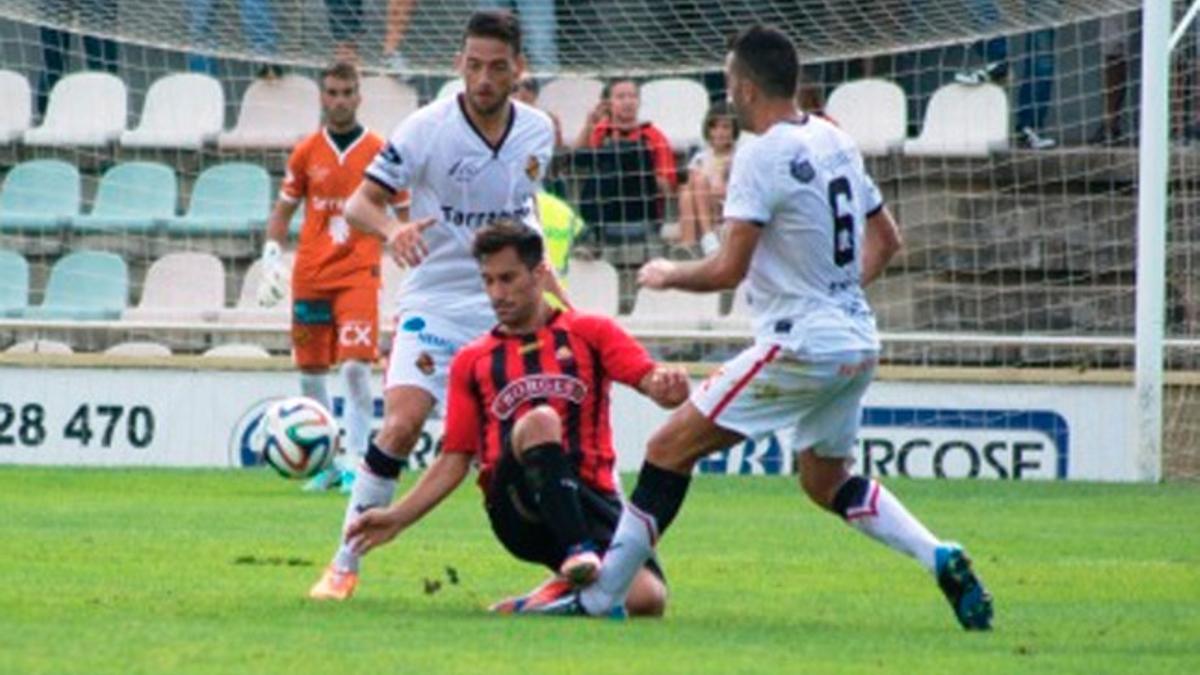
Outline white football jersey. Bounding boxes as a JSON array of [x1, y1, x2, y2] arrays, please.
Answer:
[[723, 114, 884, 356], [365, 95, 555, 319]]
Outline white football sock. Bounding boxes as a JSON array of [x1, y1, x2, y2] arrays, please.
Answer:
[[580, 504, 657, 615], [845, 480, 941, 573], [299, 372, 331, 412], [333, 465, 398, 573], [339, 360, 373, 460]]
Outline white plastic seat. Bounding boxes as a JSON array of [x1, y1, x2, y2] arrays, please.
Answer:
[[624, 288, 722, 331], [217, 75, 319, 149], [826, 79, 907, 155], [203, 343, 271, 358], [360, 76, 418, 136], [540, 77, 602, 147], [120, 72, 225, 149], [24, 72, 127, 147], [215, 253, 293, 325], [436, 79, 464, 100], [639, 78, 709, 150], [903, 82, 1008, 157], [123, 252, 225, 323], [6, 339, 73, 355], [104, 341, 172, 357], [563, 258, 618, 316], [0, 70, 32, 143]]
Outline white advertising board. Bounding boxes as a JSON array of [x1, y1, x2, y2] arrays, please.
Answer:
[[0, 365, 1137, 481]]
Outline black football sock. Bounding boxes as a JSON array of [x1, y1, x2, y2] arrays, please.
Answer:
[[521, 443, 592, 550], [629, 460, 692, 536]]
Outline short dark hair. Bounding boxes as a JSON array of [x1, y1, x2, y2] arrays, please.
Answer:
[[602, 77, 637, 100], [702, 100, 740, 142], [463, 9, 522, 56], [320, 60, 359, 85], [727, 25, 798, 100], [472, 219, 544, 269]]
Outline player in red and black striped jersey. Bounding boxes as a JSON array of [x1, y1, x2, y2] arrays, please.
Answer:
[[345, 220, 689, 617]]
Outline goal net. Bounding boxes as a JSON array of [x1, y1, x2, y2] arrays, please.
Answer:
[[0, 0, 1195, 477]]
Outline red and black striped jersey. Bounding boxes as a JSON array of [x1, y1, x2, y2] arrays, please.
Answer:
[[442, 310, 656, 495]]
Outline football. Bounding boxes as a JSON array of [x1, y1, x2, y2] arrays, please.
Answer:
[[261, 397, 339, 479]]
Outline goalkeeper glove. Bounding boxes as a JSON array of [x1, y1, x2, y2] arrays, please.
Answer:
[[256, 240, 289, 307]]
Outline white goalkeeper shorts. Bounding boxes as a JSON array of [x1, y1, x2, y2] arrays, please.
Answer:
[[690, 343, 878, 458]]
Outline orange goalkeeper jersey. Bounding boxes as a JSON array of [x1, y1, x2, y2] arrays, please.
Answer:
[[281, 127, 406, 291]]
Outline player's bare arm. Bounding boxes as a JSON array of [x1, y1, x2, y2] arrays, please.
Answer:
[[637, 364, 691, 408], [256, 199, 301, 307], [265, 199, 298, 247], [638, 218, 761, 292], [345, 451, 473, 556], [861, 206, 903, 287], [344, 179, 436, 267]]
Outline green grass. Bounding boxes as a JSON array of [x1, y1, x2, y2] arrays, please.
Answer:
[[2, 468, 1198, 674]]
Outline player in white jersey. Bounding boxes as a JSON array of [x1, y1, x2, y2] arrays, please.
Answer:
[[310, 9, 564, 601], [521, 25, 994, 630]]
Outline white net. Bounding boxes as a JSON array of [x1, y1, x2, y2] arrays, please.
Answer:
[[0, 0, 1196, 476]]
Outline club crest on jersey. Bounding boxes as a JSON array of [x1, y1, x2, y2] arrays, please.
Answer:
[[415, 351, 435, 376], [491, 375, 588, 419], [790, 157, 816, 184], [555, 345, 574, 364], [525, 155, 540, 180]]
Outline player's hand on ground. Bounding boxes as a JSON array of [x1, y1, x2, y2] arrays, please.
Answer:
[[386, 216, 437, 268], [256, 241, 288, 307], [345, 507, 405, 556], [637, 258, 677, 290], [643, 364, 691, 408]]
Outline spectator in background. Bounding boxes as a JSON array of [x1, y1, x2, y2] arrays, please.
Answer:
[[37, 0, 119, 114], [512, 74, 563, 148], [480, 0, 559, 72], [576, 77, 678, 199], [323, 0, 416, 73], [186, 0, 280, 78], [677, 101, 737, 254], [1093, 10, 1134, 145]]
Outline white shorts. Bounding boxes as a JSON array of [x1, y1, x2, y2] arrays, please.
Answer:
[[384, 310, 492, 414], [691, 343, 877, 458]]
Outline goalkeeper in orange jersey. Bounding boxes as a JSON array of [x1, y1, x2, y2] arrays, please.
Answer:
[[257, 61, 407, 492]]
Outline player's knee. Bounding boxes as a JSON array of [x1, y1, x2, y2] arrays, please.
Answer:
[[625, 572, 668, 618], [511, 405, 563, 457], [376, 412, 423, 457]]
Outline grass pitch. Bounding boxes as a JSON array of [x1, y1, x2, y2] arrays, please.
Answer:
[[2, 467, 1198, 674]]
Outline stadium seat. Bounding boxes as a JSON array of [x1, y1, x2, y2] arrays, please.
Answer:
[[903, 82, 1008, 157], [5, 339, 73, 355], [436, 78, 464, 100], [122, 252, 225, 323], [360, 76, 418, 136], [169, 163, 269, 234], [0, 70, 32, 143], [624, 287, 722, 331], [21, 250, 128, 321], [0, 159, 81, 232], [104, 341, 172, 357], [217, 74, 320, 149], [215, 253, 294, 325], [23, 72, 127, 147], [639, 78, 709, 150], [73, 162, 178, 233], [563, 258, 619, 316], [540, 77, 603, 147], [120, 72, 225, 149], [203, 343, 271, 358], [0, 250, 29, 316], [826, 79, 908, 155]]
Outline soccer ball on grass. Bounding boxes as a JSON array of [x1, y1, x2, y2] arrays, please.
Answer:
[[261, 396, 338, 479]]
